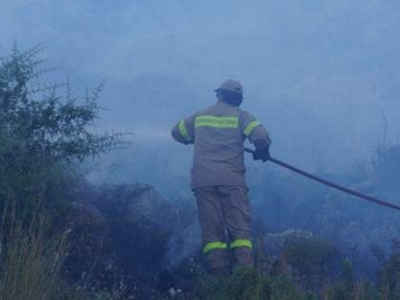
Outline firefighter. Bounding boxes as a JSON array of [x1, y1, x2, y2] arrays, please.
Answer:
[[171, 79, 271, 275]]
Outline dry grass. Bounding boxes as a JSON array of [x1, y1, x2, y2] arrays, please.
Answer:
[[0, 200, 68, 300]]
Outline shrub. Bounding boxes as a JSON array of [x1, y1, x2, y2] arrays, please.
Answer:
[[283, 236, 341, 292], [192, 267, 314, 300], [0, 45, 121, 299], [376, 247, 400, 299]]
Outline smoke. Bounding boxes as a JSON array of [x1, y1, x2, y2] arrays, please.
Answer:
[[3, 0, 400, 275]]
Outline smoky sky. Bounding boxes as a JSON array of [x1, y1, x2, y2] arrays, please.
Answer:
[[2, 0, 400, 178]]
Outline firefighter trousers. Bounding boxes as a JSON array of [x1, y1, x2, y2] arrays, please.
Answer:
[[194, 185, 253, 275]]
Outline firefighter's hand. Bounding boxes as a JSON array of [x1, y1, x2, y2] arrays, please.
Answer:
[[252, 147, 270, 162]]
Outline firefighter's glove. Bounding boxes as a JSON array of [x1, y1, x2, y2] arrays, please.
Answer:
[[252, 147, 270, 162]]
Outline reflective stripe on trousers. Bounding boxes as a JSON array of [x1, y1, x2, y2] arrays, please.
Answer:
[[203, 239, 253, 253]]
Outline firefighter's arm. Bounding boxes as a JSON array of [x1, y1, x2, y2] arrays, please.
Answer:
[[241, 112, 270, 145], [250, 126, 271, 162], [241, 112, 271, 161], [171, 117, 194, 145]]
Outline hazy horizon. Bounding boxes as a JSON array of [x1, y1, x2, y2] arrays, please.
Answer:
[[2, 0, 400, 181]]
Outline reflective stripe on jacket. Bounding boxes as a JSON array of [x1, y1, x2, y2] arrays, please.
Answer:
[[172, 101, 271, 188]]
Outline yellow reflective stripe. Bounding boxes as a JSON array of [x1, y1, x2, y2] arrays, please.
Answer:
[[203, 241, 228, 253], [243, 120, 261, 136], [195, 115, 239, 128], [178, 120, 193, 142], [230, 239, 253, 249]]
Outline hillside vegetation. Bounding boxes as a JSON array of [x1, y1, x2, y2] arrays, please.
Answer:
[[1, 46, 400, 299]]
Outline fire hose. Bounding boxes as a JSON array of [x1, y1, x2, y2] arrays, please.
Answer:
[[244, 147, 400, 212]]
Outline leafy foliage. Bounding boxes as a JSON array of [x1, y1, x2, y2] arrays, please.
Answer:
[[283, 236, 341, 291], [192, 266, 316, 300], [0, 45, 122, 300], [376, 241, 400, 299], [0, 45, 121, 219], [0, 45, 120, 165]]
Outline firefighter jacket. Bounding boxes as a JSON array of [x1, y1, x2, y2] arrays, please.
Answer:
[[172, 101, 271, 189]]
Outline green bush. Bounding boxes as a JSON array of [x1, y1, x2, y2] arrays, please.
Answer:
[[376, 248, 400, 299], [283, 236, 341, 291], [0, 45, 121, 222], [0, 45, 121, 300], [192, 267, 314, 300]]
